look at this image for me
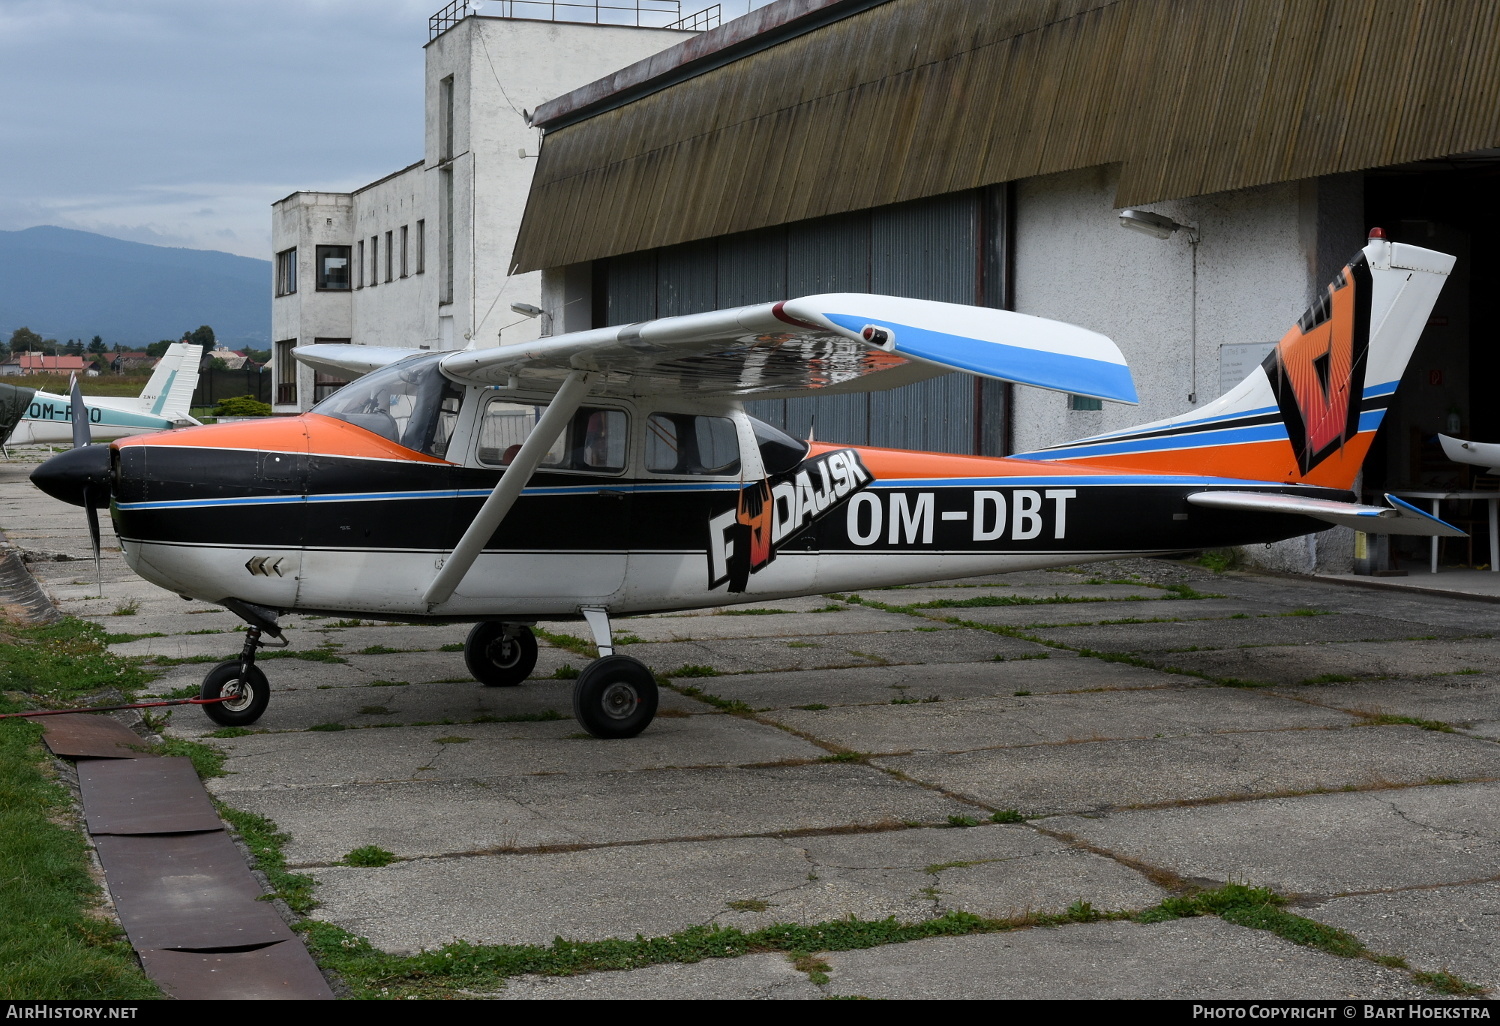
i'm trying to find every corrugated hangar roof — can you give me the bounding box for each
[513,0,1500,273]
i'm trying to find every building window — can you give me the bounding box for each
[1069,394,1103,411]
[415,220,426,274]
[440,171,454,304]
[315,246,351,291]
[369,235,379,287]
[311,338,352,403]
[439,75,455,161]
[400,225,409,277]
[385,230,394,282]
[274,249,296,296]
[275,339,297,405]
[356,241,364,288]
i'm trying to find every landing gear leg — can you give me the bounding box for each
[572,607,657,739]
[200,624,279,727]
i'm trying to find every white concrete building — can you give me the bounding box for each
[270,4,701,411]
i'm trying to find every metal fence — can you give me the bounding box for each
[192,368,272,409]
[430,0,718,39]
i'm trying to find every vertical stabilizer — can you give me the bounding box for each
[1015,235,1455,489]
[135,343,203,418]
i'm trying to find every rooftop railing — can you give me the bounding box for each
[429,0,720,40]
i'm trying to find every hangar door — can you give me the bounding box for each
[593,186,1012,457]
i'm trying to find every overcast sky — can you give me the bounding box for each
[0,0,762,261]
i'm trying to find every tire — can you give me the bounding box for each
[572,655,658,739]
[200,661,270,727]
[464,622,538,687]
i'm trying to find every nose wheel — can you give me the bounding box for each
[199,621,283,726]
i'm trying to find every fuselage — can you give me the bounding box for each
[106,400,1339,622]
[10,390,182,444]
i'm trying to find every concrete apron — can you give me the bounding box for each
[5,453,1497,1000]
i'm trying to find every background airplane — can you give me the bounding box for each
[31,232,1456,739]
[0,342,201,448]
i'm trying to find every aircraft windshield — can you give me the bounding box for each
[311,353,464,459]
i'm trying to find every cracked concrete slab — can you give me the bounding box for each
[765,687,1354,755]
[607,627,1048,674]
[1308,882,1500,992]
[228,765,976,864]
[1046,783,1500,894]
[207,716,824,790]
[308,837,813,951]
[876,725,1500,815]
[489,953,824,999]
[908,597,1285,628]
[1269,677,1500,738]
[701,657,1194,710]
[1162,638,1500,686]
[864,584,1168,604]
[819,917,1428,999]
[1030,613,1472,654]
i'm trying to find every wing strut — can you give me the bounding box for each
[423,369,594,609]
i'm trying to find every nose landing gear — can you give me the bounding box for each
[199,622,286,727]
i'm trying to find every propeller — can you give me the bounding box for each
[66,376,102,593]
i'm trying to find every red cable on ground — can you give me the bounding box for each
[0,696,231,719]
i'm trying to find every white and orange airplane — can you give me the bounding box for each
[33,232,1458,738]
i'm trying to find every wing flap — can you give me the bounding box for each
[1187,490,1465,537]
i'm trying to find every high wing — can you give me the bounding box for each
[429,296,1138,404]
[1187,491,1464,537]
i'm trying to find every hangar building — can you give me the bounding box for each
[514,0,1500,574]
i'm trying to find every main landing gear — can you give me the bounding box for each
[467,609,658,739]
[197,604,658,739]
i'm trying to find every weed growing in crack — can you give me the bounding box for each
[726,899,770,912]
[343,845,398,868]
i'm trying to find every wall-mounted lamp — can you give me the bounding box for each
[509,303,543,318]
[1118,208,1201,403]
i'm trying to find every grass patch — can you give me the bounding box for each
[662,664,720,678]
[716,608,793,616]
[990,810,1026,823]
[1282,608,1331,617]
[793,704,829,711]
[613,633,644,646]
[110,600,139,616]
[817,752,865,763]
[1411,970,1487,996]
[257,649,348,664]
[945,815,982,828]
[357,645,414,655]
[670,684,753,715]
[0,617,155,700]
[472,710,565,723]
[439,643,465,652]
[307,722,348,732]
[1159,584,1222,600]
[534,628,595,657]
[553,664,580,680]
[147,738,227,778]
[206,726,254,738]
[102,631,165,644]
[1302,673,1356,684]
[216,804,318,913]
[342,845,398,868]
[368,680,410,687]
[1194,548,1241,573]
[726,899,770,912]
[0,702,160,998]
[1358,713,1455,733]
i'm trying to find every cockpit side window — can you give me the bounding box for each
[748,415,808,475]
[310,353,464,459]
[476,398,627,474]
[646,413,741,476]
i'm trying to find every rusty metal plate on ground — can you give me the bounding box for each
[139,942,334,1000]
[93,832,294,951]
[78,756,222,834]
[42,713,151,759]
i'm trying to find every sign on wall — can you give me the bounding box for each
[1219,342,1277,397]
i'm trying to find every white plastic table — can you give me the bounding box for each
[1387,490,1500,574]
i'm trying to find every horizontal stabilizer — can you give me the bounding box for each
[294,345,418,380]
[1186,490,1465,537]
[1439,434,1500,475]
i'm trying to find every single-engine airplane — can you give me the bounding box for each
[32,232,1458,738]
[0,342,202,449]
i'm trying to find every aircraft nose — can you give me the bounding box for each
[31,445,112,508]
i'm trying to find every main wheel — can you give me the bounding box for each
[464,623,538,687]
[572,655,658,739]
[200,661,270,727]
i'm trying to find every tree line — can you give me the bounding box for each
[4,326,270,368]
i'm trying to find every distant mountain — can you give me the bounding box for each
[0,226,270,347]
